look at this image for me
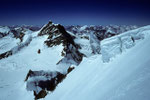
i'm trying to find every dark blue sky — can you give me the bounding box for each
[0,0,150,25]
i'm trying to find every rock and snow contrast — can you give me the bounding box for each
[0,21,150,100]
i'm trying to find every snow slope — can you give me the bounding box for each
[45,27,150,100]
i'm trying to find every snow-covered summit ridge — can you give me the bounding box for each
[37,21,83,66]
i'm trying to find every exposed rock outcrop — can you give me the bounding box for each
[25,21,83,99]
[38,21,83,65]
[25,66,74,99]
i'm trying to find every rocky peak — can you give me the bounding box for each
[38,21,75,46]
[24,22,83,99]
[38,21,83,65]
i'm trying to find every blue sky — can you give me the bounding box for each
[0,0,150,25]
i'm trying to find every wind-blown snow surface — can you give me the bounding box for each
[45,28,150,100]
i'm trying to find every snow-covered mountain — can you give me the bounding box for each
[0,22,149,100]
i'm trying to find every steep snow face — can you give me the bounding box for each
[45,27,150,100]
[101,25,150,62]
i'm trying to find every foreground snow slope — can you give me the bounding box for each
[46,30,150,100]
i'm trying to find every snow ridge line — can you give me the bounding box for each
[0,35,32,60]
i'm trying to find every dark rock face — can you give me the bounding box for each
[12,30,25,42]
[34,90,47,100]
[37,49,41,54]
[93,29,116,41]
[25,67,74,99]
[67,66,75,73]
[0,51,12,60]
[39,22,76,47]
[38,21,83,65]
[26,70,66,91]
[0,32,8,38]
